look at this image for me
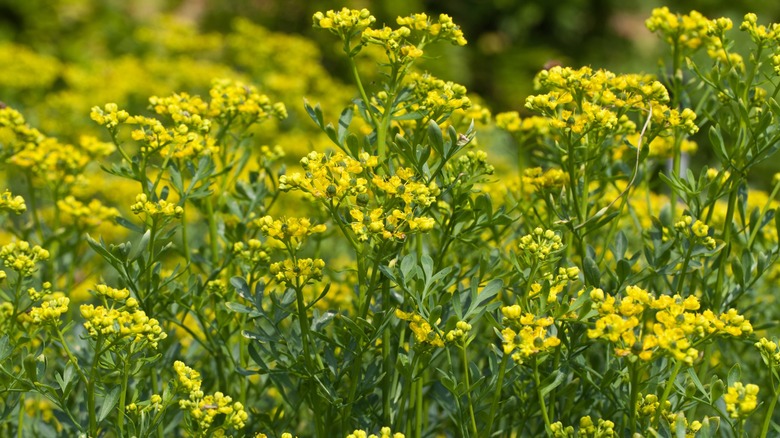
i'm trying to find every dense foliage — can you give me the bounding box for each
[2,4,780,438]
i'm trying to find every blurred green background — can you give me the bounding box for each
[2,0,779,112]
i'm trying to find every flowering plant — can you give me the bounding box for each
[1,5,780,438]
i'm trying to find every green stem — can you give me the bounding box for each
[714,180,739,309]
[676,238,696,295]
[486,353,508,437]
[461,342,478,437]
[116,349,131,438]
[180,206,191,265]
[760,387,778,438]
[655,361,682,429]
[348,55,375,125]
[206,197,219,266]
[382,279,392,426]
[151,367,163,438]
[629,362,640,435]
[87,342,100,436]
[533,357,552,433]
[295,284,313,370]
[415,368,424,438]
[17,393,23,438]
[25,171,44,243]
[669,42,683,221]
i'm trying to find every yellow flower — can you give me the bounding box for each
[130,193,183,219]
[313,8,376,35]
[724,382,759,419]
[395,309,444,348]
[0,241,50,277]
[270,258,326,286]
[29,297,69,326]
[0,190,26,214]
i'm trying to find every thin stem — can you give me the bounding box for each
[151,367,164,438]
[676,238,696,295]
[295,284,313,370]
[415,368,424,438]
[714,181,739,310]
[382,279,392,426]
[117,349,132,438]
[760,386,778,438]
[87,340,101,436]
[533,357,552,433]
[180,206,191,265]
[461,342,478,437]
[655,361,682,429]
[348,54,375,126]
[17,393,23,438]
[206,197,220,266]
[486,353,508,437]
[629,362,640,435]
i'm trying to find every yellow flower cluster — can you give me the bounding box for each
[130,193,184,219]
[444,320,472,342]
[526,65,699,140]
[270,258,326,286]
[94,284,132,301]
[614,133,697,161]
[80,288,166,349]
[0,106,45,155]
[645,8,715,51]
[500,307,561,363]
[313,8,376,36]
[126,393,163,414]
[90,102,130,130]
[281,152,437,243]
[395,309,444,348]
[724,382,759,419]
[444,150,494,184]
[208,78,288,123]
[372,167,437,207]
[93,78,285,160]
[174,360,248,435]
[232,239,270,265]
[253,216,327,247]
[403,73,471,122]
[550,415,616,438]
[523,167,567,192]
[280,151,376,200]
[517,228,564,263]
[346,427,405,438]
[57,196,119,230]
[396,13,467,46]
[588,286,753,364]
[362,26,422,63]
[148,92,212,133]
[0,42,60,90]
[0,190,26,214]
[636,393,669,418]
[29,296,69,326]
[9,137,92,187]
[674,215,717,250]
[646,8,745,70]
[27,281,52,301]
[78,135,116,157]
[740,13,780,44]
[756,337,780,369]
[349,207,435,242]
[528,266,580,304]
[0,241,50,277]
